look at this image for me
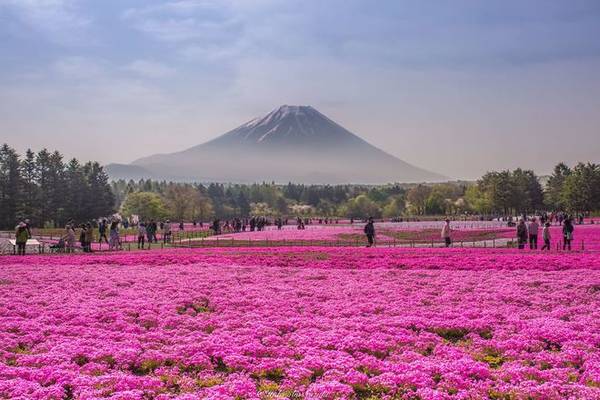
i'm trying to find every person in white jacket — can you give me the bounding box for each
[541,222,551,251]
[441,219,452,247]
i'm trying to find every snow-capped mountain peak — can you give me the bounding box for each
[210,105,362,146]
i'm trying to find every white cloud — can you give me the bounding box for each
[122,1,242,43]
[2,0,91,45]
[125,60,176,78]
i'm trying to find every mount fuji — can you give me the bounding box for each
[106,105,446,183]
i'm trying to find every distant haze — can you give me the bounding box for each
[1,1,600,179]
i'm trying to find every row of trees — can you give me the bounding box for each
[113,181,410,221]
[0,145,114,229]
[1,141,598,228]
[464,163,600,215]
[115,162,600,221]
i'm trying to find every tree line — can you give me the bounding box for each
[113,162,600,222]
[1,141,598,229]
[0,145,114,229]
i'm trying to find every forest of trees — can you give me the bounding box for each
[112,162,600,222]
[1,142,599,229]
[0,145,114,229]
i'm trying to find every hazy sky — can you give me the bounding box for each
[1,0,600,179]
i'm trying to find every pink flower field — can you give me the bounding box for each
[1,248,600,399]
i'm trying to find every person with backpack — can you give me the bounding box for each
[364,217,375,248]
[15,222,30,255]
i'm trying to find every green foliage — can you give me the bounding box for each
[406,185,431,215]
[382,196,405,218]
[477,169,543,215]
[561,163,600,212]
[121,192,167,220]
[343,194,382,218]
[0,144,114,229]
[545,162,571,209]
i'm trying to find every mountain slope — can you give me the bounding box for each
[107,105,447,183]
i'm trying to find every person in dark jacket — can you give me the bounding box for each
[79,224,88,252]
[563,218,574,251]
[98,219,109,244]
[364,217,375,247]
[516,219,528,249]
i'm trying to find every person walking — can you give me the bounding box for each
[109,220,120,251]
[137,222,147,249]
[563,218,574,251]
[84,223,94,252]
[98,219,109,244]
[516,219,528,250]
[163,220,172,244]
[79,224,88,253]
[65,224,76,253]
[441,219,452,247]
[541,222,551,250]
[146,219,156,243]
[364,217,375,248]
[528,217,539,249]
[15,222,30,256]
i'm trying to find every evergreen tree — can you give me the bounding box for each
[0,144,22,228]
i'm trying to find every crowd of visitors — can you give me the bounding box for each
[9,211,593,254]
[516,215,575,251]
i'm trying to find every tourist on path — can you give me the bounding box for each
[541,222,551,251]
[441,219,452,247]
[79,224,89,253]
[163,220,172,244]
[84,223,93,252]
[15,222,30,256]
[65,224,76,253]
[109,220,120,251]
[563,218,574,251]
[147,219,157,243]
[528,217,539,249]
[137,222,147,249]
[364,217,375,248]
[98,219,109,244]
[516,219,528,250]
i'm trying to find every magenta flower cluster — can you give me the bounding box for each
[1,247,600,399]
